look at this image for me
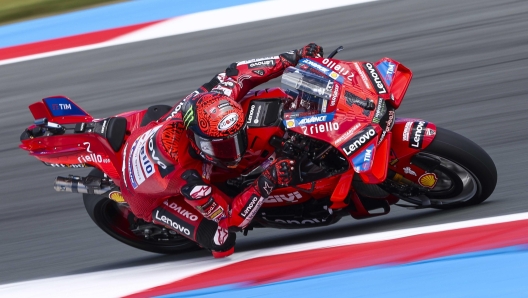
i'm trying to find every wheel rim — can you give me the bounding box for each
[97,198,193,249]
[422,153,480,205]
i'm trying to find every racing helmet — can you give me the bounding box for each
[181,92,247,168]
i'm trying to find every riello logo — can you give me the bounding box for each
[78,153,110,164]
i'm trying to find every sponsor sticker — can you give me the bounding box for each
[237,56,279,66]
[44,162,86,168]
[378,109,395,145]
[375,61,396,86]
[218,113,239,131]
[353,62,373,91]
[109,191,126,203]
[341,126,377,156]
[301,121,339,135]
[403,166,417,176]
[147,132,174,178]
[425,128,436,136]
[164,200,199,221]
[409,121,428,149]
[262,216,325,225]
[153,209,194,236]
[247,104,256,124]
[363,62,388,94]
[128,126,163,188]
[263,191,303,204]
[321,99,328,113]
[321,58,355,81]
[298,59,344,84]
[419,173,438,188]
[334,123,362,146]
[286,119,296,128]
[283,113,335,128]
[77,142,110,164]
[196,197,224,222]
[352,144,375,172]
[402,121,413,141]
[372,98,387,123]
[329,83,340,107]
[248,60,275,69]
[240,195,263,220]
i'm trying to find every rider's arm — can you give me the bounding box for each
[197,43,324,102]
[180,158,294,229]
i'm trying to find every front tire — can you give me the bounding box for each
[418,127,497,209]
[83,169,198,254]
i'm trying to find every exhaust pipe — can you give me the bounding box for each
[54,176,112,195]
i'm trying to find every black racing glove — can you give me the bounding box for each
[258,158,295,193]
[298,43,324,59]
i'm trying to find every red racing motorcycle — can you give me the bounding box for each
[19,47,497,254]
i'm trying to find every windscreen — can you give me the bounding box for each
[281,67,334,100]
[280,66,340,126]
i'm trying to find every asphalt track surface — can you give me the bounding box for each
[0,0,527,286]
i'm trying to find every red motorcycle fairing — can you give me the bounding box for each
[20,96,151,184]
[313,56,412,109]
[283,56,412,186]
[389,118,438,188]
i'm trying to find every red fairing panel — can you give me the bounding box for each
[374,58,413,109]
[389,118,438,187]
[29,95,93,124]
[20,131,123,182]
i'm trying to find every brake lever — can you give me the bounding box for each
[327,46,344,59]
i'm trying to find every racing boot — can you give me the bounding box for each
[211,224,236,258]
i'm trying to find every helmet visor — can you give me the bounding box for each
[193,127,248,162]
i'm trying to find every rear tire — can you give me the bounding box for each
[419,127,497,209]
[83,169,199,254]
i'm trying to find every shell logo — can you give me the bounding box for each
[419,173,438,188]
[109,191,126,203]
[286,120,296,128]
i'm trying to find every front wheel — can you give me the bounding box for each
[403,127,497,209]
[83,169,198,254]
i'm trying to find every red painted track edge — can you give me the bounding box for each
[126,219,528,298]
[0,20,164,61]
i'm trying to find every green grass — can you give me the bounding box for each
[0,0,126,25]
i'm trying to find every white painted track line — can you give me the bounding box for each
[1,212,527,298]
[0,0,377,66]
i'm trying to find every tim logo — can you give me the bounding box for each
[51,103,72,110]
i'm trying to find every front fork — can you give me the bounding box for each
[382,117,440,207]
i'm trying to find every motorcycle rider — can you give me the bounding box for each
[120,43,324,257]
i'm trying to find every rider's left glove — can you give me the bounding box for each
[298,43,324,59]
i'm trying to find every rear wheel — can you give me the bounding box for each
[400,127,497,209]
[83,169,198,254]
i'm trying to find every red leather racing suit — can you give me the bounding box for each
[120,49,302,251]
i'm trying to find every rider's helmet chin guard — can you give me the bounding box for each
[183,92,248,168]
